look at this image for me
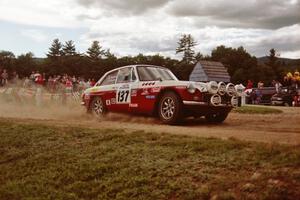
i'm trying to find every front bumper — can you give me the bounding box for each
[271,100,283,105]
[183,100,233,107]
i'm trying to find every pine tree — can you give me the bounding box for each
[176,34,197,64]
[266,48,283,80]
[47,39,63,58]
[195,52,203,62]
[62,40,77,56]
[87,41,105,60]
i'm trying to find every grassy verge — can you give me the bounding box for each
[0,121,299,200]
[233,105,283,114]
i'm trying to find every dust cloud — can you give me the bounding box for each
[0,87,155,124]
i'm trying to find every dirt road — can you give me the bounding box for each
[0,101,299,145]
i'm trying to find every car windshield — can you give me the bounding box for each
[137,66,175,81]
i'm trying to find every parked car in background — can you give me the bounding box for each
[271,87,300,107]
[82,65,243,124]
[246,87,276,105]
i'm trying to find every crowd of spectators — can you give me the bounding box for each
[245,71,300,104]
[0,68,96,93]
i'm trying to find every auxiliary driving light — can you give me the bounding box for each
[207,81,218,94]
[226,83,236,96]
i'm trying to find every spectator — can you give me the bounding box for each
[1,69,8,86]
[30,71,35,82]
[272,80,282,93]
[257,81,264,89]
[90,78,96,87]
[246,80,253,89]
[65,78,73,93]
[0,68,2,86]
[23,77,31,88]
[11,71,19,85]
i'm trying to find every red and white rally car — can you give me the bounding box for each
[82,65,243,124]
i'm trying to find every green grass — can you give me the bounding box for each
[233,105,283,114]
[0,120,299,200]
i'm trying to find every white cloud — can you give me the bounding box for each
[167,0,300,29]
[20,29,48,42]
[0,0,83,28]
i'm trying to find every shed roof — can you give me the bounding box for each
[189,60,231,82]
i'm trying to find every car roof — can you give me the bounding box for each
[106,64,170,73]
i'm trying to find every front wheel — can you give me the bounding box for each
[158,91,182,125]
[90,97,107,117]
[205,112,228,124]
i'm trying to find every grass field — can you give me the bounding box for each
[233,105,283,114]
[0,120,299,200]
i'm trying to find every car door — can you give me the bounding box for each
[114,67,138,112]
[97,70,118,111]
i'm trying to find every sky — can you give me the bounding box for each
[0,0,299,59]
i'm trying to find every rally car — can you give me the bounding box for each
[81,65,243,124]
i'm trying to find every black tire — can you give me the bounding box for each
[158,91,182,125]
[205,112,228,124]
[90,96,107,117]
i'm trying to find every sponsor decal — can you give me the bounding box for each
[119,84,130,89]
[175,86,186,89]
[151,87,161,93]
[111,98,116,104]
[145,95,156,100]
[131,89,137,97]
[193,96,201,101]
[106,100,111,105]
[129,103,138,108]
[142,82,155,86]
[141,88,149,95]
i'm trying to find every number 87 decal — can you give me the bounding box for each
[117,87,131,104]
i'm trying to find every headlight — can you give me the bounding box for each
[207,81,218,94]
[187,83,196,94]
[218,82,226,95]
[210,94,222,106]
[235,85,244,97]
[226,83,236,96]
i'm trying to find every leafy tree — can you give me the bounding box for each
[15,52,37,77]
[176,34,197,64]
[47,39,63,58]
[0,51,15,71]
[211,45,258,84]
[87,41,105,60]
[62,40,77,56]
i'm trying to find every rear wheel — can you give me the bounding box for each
[205,112,228,123]
[158,91,182,125]
[90,97,106,117]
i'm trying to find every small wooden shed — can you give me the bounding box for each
[189,60,231,83]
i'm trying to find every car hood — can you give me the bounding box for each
[151,80,209,93]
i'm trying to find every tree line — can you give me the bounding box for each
[0,34,299,86]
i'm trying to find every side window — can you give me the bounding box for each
[131,68,137,81]
[116,67,136,83]
[100,70,118,86]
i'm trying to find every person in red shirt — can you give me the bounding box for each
[90,78,96,87]
[246,80,253,89]
[35,73,44,85]
[65,78,73,93]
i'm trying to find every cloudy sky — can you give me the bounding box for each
[0,0,299,58]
